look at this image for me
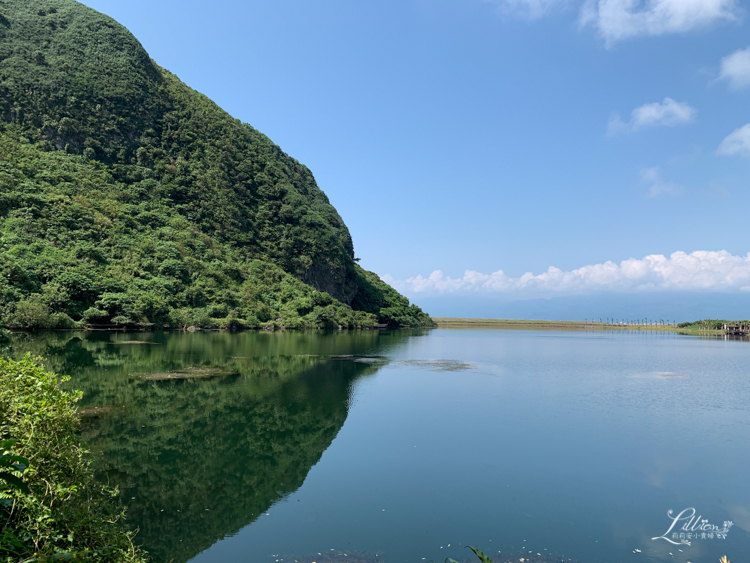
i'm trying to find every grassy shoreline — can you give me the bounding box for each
[433,317,724,335]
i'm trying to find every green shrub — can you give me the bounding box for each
[8,295,54,329]
[168,307,192,330]
[50,312,76,329]
[82,307,108,324]
[0,355,148,562]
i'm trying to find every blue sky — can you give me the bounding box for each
[81,0,750,317]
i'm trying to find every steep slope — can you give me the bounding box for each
[0,0,434,329]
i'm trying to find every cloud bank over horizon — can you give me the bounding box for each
[382,250,750,297]
[580,0,740,44]
[489,0,741,44]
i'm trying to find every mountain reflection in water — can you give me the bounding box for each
[10,328,750,563]
[13,330,417,563]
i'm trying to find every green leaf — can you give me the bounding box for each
[467,546,494,563]
[0,471,30,494]
[0,455,30,472]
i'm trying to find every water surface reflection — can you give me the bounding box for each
[12,330,421,563]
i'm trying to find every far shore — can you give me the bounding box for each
[433,317,724,334]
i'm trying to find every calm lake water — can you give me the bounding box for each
[9,328,750,563]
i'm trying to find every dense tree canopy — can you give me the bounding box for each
[0,0,434,330]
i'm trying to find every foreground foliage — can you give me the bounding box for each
[0,0,434,330]
[0,439,30,499]
[0,355,148,562]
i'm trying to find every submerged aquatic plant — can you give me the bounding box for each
[447,545,495,563]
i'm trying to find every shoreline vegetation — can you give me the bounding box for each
[0,355,148,563]
[2,317,742,337]
[433,317,746,335]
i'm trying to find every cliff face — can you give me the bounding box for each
[0,0,434,328]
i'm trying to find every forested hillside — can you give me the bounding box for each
[0,0,433,329]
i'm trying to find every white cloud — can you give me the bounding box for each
[608,98,697,135]
[382,250,750,296]
[717,123,750,156]
[485,0,568,19]
[580,0,740,45]
[719,46,750,89]
[640,167,683,198]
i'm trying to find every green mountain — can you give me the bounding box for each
[0,0,433,330]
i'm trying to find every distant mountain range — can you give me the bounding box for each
[415,292,750,323]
